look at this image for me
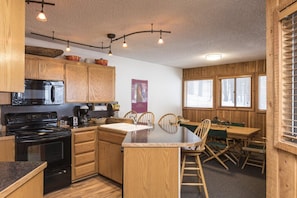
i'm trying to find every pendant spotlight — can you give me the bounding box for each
[122,35,128,48]
[26,0,55,22]
[30,23,171,55]
[158,30,164,44]
[66,40,71,52]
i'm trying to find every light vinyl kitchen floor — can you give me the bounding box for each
[44,176,122,198]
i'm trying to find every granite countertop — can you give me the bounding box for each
[0,161,47,197]
[121,124,201,148]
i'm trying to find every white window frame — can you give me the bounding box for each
[184,79,213,108]
[258,75,267,111]
[219,76,252,109]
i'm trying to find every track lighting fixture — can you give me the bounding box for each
[36,9,47,22]
[158,30,164,44]
[30,23,171,56]
[26,0,55,22]
[108,49,113,56]
[122,35,128,48]
[66,40,71,52]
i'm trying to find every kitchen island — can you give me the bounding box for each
[0,161,47,198]
[120,124,201,198]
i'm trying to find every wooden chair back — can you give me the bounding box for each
[123,110,137,119]
[194,119,211,151]
[137,112,155,124]
[158,113,178,126]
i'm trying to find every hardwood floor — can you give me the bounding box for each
[44,176,122,198]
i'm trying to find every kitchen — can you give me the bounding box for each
[0,0,296,198]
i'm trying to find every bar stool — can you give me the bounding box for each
[180,119,211,198]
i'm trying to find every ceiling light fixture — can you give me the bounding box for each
[30,23,171,56]
[122,35,128,48]
[158,30,164,44]
[66,40,71,52]
[26,0,55,22]
[205,53,222,61]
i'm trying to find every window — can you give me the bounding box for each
[258,75,267,110]
[220,77,251,107]
[184,79,213,108]
[280,11,297,144]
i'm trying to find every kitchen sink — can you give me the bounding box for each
[100,123,153,132]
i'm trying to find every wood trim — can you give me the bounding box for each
[278,0,297,19]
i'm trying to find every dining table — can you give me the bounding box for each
[180,121,261,144]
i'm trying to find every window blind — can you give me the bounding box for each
[281,12,297,144]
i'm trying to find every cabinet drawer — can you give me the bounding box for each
[74,131,95,143]
[75,151,95,166]
[75,141,95,154]
[98,131,125,144]
[73,162,96,179]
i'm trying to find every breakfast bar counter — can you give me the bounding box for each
[120,124,201,198]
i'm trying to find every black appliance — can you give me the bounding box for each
[11,79,64,105]
[5,112,71,194]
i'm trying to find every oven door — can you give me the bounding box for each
[16,135,71,194]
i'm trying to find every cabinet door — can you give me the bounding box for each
[88,66,115,102]
[98,140,123,184]
[25,56,64,80]
[38,60,64,80]
[65,64,88,102]
[0,93,11,105]
[25,57,39,79]
[0,0,25,92]
[0,136,15,161]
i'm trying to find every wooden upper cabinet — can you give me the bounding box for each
[38,60,64,80]
[0,0,25,92]
[88,66,115,102]
[25,56,39,79]
[25,55,64,80]
[65,63,88,102]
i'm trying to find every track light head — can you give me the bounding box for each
[36,10,47,22]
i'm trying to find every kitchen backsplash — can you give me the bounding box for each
[0,103,113,125]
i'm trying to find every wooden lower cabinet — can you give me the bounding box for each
[6,171,44,198]
[98,130,126,184]
[71,127,97,182]
[0,136,15,161]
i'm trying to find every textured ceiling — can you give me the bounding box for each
[25,0,266,68]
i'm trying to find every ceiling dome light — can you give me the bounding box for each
[205,54,222,61]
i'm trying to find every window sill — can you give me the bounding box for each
[275,141,297,156]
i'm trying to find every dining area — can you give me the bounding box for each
[180,119,265,171]
[180,118,266,198]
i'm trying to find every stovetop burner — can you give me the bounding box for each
[5,112,71,142]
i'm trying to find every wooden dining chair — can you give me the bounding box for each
[158,113,178,126]
[203,129,237,170]
[227,122,246,165]
[123,110,137,118]
[241,137,266,174]
[137,111,155,124]
[180,119,211,198]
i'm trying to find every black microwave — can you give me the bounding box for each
[11,79,64,105]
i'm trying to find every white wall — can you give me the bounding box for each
[26,38,183,121]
